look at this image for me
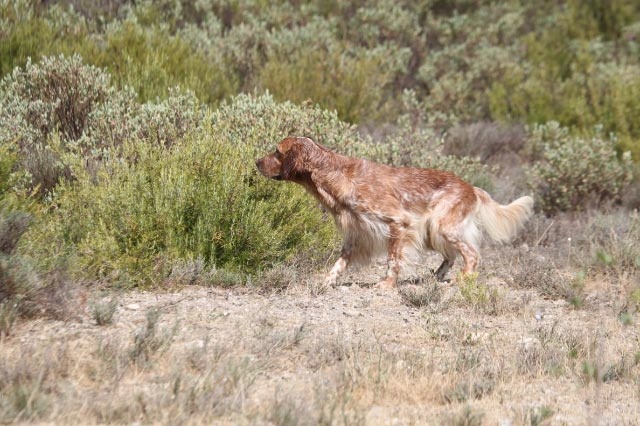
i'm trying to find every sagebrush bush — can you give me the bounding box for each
[444,122,526,163]
[0,54,111,145]
[0,54,206,196]
[527,122,633,214]
[209,92,371,157]
[0,54,116,195]
[135,88,203,148]
[90,297,118,326]
[0,212,36,331]
[3,0,640,162]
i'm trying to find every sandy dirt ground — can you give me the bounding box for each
[3,249,639,425]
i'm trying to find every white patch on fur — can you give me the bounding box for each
[338,211,390,265]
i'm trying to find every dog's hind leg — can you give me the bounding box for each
[435,254,456,281]
[441,235,479,276]
[438,203,481,277]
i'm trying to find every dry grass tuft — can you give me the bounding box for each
[512,260,585,308]
[399,276,443,309]
[90,296,118,326]
[129,308,177,365]
[257,264,303,293]
[447,404,484,426]
[2,210,640,424]
[514,405,555,426]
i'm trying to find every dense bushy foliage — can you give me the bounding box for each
[0,54,202,195]
[527,122,633,214]
[0,54,112,194]
[23,94,358,285]
[2,0,637,154]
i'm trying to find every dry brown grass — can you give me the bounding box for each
[1,211,640,424]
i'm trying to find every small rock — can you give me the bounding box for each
[126,303,141,310]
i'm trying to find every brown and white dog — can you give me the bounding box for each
[256,136,533,289]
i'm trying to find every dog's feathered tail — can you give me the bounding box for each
[473,188,533,244]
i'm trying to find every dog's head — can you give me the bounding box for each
[255,136,325,181]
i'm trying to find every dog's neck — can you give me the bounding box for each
[300,154,358,213]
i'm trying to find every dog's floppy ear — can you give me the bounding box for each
[280,137,318,180]
[281,143,303,180]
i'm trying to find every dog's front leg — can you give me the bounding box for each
[324,247,351,286]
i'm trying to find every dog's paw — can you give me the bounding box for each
[375,277,397,290]
[323,274,338,287]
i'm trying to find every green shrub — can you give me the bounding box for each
[259,20,406,124]
[0,146,17,197]
[458,272,503,315]
[488,1,640,158]
[91,19,237,105]
[25,94,350,286]
[41,134,333,285]
[527,122,634,214]
[0,9,55,77]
